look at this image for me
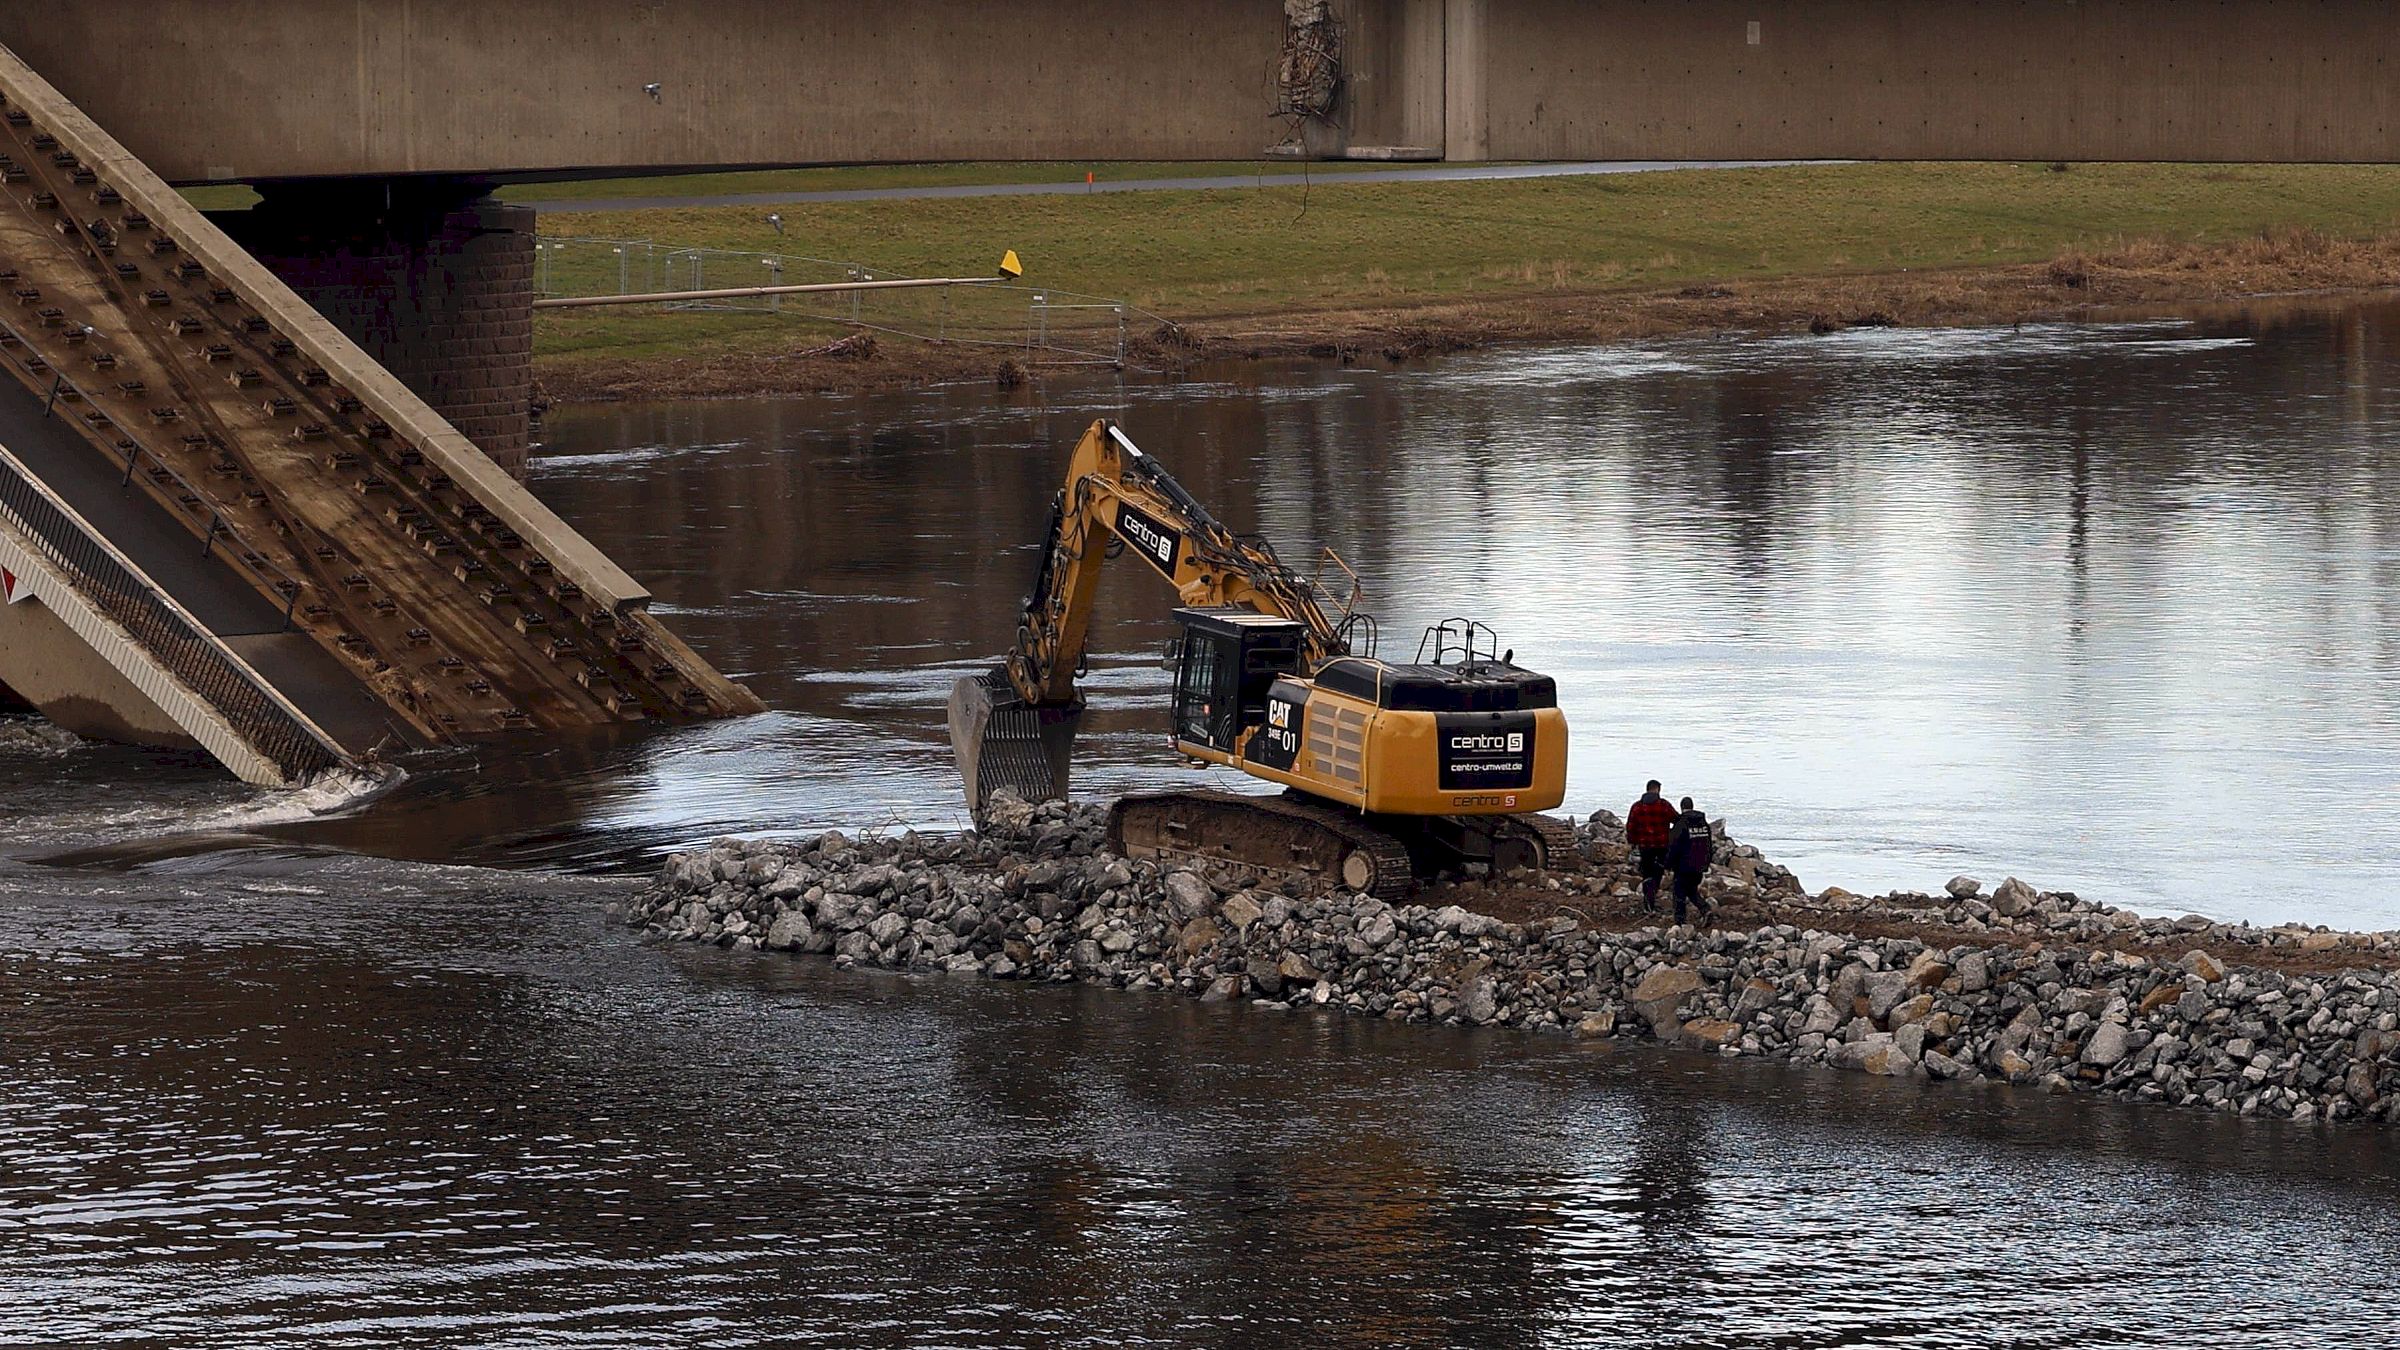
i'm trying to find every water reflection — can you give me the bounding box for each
[11,308,2400,924]
[518,314,2400,924]
[11,304,2400,1346]
[4,858,2395,1347]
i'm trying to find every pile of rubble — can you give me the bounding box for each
[623,797,2400,1125]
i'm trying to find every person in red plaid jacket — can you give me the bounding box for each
[1625,780,1676,914]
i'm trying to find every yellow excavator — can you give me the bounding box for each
[948,418,1572,898]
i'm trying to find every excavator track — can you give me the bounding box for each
[1108,790,1583,901]
[1108,789,1418,901]
[1495,811,1583,876]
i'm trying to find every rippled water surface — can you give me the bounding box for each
[5,864,2399,1347]
[316,302,2400,927]
[5,302,2400,1345]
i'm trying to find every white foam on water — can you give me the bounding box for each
[233,881,329,897]
[188,765,407,831]
[528,438,751,474]
[2108,336,2257,354]
[0,720,81,758]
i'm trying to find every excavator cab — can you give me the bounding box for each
[1169,608,1307,753]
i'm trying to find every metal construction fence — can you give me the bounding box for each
[0,445,343,781]
[536,237,1171,367]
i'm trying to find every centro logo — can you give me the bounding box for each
[1449,732,1526,754]
[1119,514,1173,564]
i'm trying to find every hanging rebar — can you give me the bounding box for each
[1274,0,1344,122]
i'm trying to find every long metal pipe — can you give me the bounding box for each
[533,276,1003,309]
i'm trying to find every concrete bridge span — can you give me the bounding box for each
[4,1,2399,181]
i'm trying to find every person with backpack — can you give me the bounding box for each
[1667,796,1716,928]
[1625,779,1676,914]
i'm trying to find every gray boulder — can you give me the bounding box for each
[1164,872,1216,923]
[2083,1022,2132,1068]
[764,911,812,951]
[1923,1050,1975,1080]
[1629,965,1703,1030]
[1864,970,1913,1021]
[1359,911,1400,949]
[1893,1022,1928,1060]
[1990,877,2038,917]
[1431,904,1483,936]
[1955,950,1992,993]
[1459,976,1500,1025]
[1575,1008,1618,1038]
[1220,892,1266,932]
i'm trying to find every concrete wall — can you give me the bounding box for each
[1331,0,1446,154]
[8,0,2400,179]
[1471,0,2400,163]
[0,0,1283,182]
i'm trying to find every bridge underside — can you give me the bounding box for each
[3,1,2398,180]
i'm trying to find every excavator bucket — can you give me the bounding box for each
[948,670,1083,824]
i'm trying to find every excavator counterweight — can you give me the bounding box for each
[949,419,1571,895]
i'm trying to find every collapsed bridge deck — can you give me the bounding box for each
[0,44,758,782]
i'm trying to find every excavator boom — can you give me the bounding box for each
[1004,419,1343,705]
[953,419,1346,818]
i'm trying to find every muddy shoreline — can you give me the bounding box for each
[536,230,2400,404]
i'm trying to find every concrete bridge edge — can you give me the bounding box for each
[0,520,296,785]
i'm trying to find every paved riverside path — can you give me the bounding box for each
[522,160,1813,214]
[0,378,406,754]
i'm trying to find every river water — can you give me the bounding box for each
[5,302,2400,1344]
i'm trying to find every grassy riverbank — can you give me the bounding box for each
[527,161,2400,401]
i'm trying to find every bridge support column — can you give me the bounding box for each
[1442,0,1489,162]
[216,180,536,477]
[1309,0,1447,159]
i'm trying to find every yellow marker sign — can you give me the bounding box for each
[998,249,1024,279]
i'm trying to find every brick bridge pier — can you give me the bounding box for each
[215,181,536,477]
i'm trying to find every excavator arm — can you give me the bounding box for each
[1003,419,1343,707]
[951,419,1346,821]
